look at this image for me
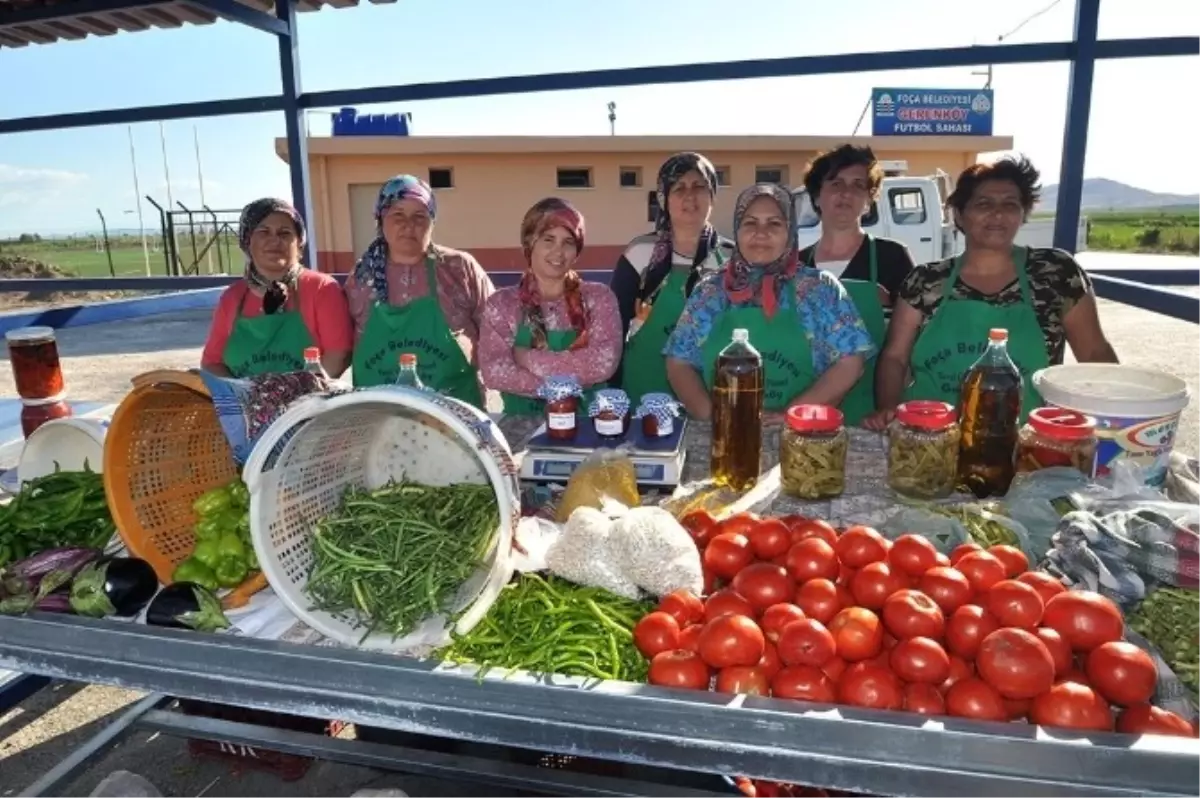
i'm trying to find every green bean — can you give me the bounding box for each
[1128,588,1199,700]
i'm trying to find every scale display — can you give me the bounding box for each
[520,416,688,487]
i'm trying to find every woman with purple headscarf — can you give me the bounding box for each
[201,198,352,377]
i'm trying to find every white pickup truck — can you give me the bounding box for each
[787,172,1088,266]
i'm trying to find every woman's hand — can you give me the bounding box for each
[862,407,896,431]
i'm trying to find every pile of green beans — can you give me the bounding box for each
[0,468,115,567]
[439,573,653,682]
[305,480,499,642]
[1128,588,1199,699]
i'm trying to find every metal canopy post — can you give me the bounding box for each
[1053,0,1101,252]
[275,0,317,269]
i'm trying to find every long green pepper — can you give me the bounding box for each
[0,468,115,568]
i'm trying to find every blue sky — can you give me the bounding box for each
[0,0,1196,235]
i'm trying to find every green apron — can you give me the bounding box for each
[500,326,603,416]
[905,246,1048,418]
[700,279,815,413]
[808,236,886,426]
[351,255,483,407]
[222,282,314,377]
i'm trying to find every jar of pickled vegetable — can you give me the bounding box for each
[1017,407,1098,476]
[536,376,583,442]
[588,388,631,439]
[887,401,961,499]
[780,404,847,500]
[6,326,65,402]
[634,392,682,439]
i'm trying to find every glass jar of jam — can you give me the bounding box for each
[21,397,73,439]
[1017,407,1098,476]
[589,388,631,439]
[6,326,65,401]
[634,392,681,438]
[536,376,583,441]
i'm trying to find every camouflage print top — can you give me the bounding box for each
[898,247,1092,365]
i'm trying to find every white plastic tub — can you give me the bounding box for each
[18,418,109,484]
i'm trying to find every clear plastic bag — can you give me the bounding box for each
[611,506,704,598]
[555,447,640,523]
[878,507,970,554]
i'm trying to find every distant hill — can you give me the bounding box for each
[1039,178,1198,211]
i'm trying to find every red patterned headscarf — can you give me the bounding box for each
[518,198,589,351]
[724,183,800,318]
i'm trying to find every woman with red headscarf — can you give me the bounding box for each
[479,198,623,415]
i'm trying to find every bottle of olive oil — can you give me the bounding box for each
[958,328,1022,497]
[711,328,764,490]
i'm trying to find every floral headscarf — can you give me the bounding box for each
[238,198,306,314]
[724,184,800,318]
[647,152,720,296]
[351,174,438,305]
[518,198,589,351]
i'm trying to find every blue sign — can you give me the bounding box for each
[871,88,994,136]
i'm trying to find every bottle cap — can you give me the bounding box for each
[1028,407,1096,440]
[399,353,417,367]
[785,404,844,433]
[989,328,1009,341]
[895,400,957,430]
[732,328,749,343]
[303,346,320,359]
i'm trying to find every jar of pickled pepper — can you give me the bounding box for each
[634,392,682,439]
[589,388,631,439]
[536,376,584,442]
[1016,407,1098,476]
[780,404,848,500]
[887,400,961,499]
[6,326,65,401]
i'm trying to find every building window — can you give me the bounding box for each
[619,167,642,188]
[556,168,593,189]
[889,188,927,225]
[428,168,453,189]
[755,165,788,185]
[714,166,732,187]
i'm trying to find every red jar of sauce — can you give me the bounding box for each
[536,376,583,442]
[589,389,631,439]
[21,398,73,439]
[634,392,681,439]
[7,326,65,401]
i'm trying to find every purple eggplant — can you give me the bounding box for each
[0,547,102,604]
[69,557,158,618]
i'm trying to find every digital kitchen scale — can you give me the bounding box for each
[519,417,688,488]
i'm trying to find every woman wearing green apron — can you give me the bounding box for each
[201,198,353,378]
[343,175,495,406]
[610,153,734,406]
[478,198,623,415]
[865,156,1118,430]
[664,184,876,420]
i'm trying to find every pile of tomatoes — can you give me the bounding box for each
[631,511,1197,739]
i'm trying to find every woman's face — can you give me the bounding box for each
[528,225,579,284]
[381,197,433,261]
[959,178,1025,249]
[818,163,872,228]
[666,169,713,232]
[248,211,301,277]
[736,196,790,265]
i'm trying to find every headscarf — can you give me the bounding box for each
[646,153,721,297]
[517,198,589,351]
[351,174,438,305]
[724,184,800,318]
[238,198,306,315]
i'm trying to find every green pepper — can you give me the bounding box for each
[216,532,246,563]
[194,516,224,542]
[228,481,250,509]
[172,558,219,592]
[215,556,248,589]
[235,514,251,540]
[192,487,233,519]
[191,539,222,570]
[245,545,260,572]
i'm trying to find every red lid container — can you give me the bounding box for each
[785,404,844,433]
[895,400,957,430]
[1027,407,1096,440]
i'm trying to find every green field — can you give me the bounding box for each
[0,233,241,278]
[1083,208,1198,255]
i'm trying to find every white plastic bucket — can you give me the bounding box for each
[18,417,110,484]
[1033,364,1190,487]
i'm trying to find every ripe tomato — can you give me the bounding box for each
[1003,697,1032,720]
[704,532,754,579]
[678,624,704,653]
[757,640,782,680]
[836,526,888,568]
[945,677,1008,722]
[787,517,839,547]
[794,578,841,625]
[772,665,837,703]
[828,607,885,662]
[918,566,974,614]
[1116,704,1197,737]
[903,683,946,716]
[933,552,952,568]
[715,665,771,695]
[949,542,983,565]
[890,637,951,685]
[851,561,907,610]
[1035,627,1072,676]
[785,538,840,584]
[882,589,946,640]
[747,518,794,560]
[698,614,766,669]
[704,589,756,622]
[975,628,1056,700]
[633,612,683,659]
[702,566,721,596]
[733,563,796,612]
[1029,682,1114,732]
[680,509,720,550]
[720,512,759,537]
[648,650,710,690]
[657,589,706,627]
[1041,591,1124,651]
[777,618,836,667]
[939,655,974,694]
[954,551,1007,593]
[888,534,939,576]
[987,544,1029,578]
[1016,571,1067,606]
[986,579,1045,629]
[1085,641,1157,706]
[760,603,808,643]
[820,655,847,683]
[838,663,903,710]
[945,605,1001,660]
[1055,668,1091,687]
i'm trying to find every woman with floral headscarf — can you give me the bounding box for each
[665,184,875,419]
[343,174,495,402]
[201,198,352,378]
[609,153,735,405]
[479,198,622,415]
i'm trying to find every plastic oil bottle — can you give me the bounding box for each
[711,328,764,490]
[957,328,1023,497]
[394,353,425,389]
